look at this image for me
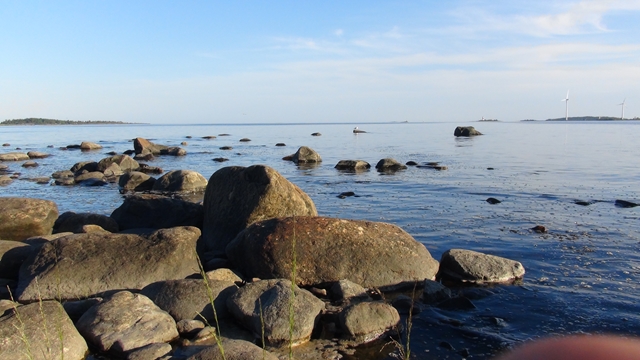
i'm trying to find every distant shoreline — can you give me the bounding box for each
[0,118,144,126]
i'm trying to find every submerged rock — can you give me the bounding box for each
[437,249,525,284]
[615,199,638,208]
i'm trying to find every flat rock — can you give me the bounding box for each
[0,301,88,360]
[185,339,279,360]
[227,279,325,347]
[335,160,371,171]
[0,152,30,161]
[202,165,317,257]
[437,249,525,284]
[227,217,439,290]
[76,291,178,355]
[126,343,173,360]
[16,227,201,301]
[0,197,58,241]
[27,151,50,159]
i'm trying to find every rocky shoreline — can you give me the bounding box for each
[0,131,529,359]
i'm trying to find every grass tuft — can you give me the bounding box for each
[195,252,226,360]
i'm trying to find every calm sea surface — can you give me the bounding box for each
[1,121,639,358]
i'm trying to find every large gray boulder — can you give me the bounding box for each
[16,227,201,301]
[0,301,88,360]
[53,211,119,234]
[133,137,168,155]
[80,141,103,150]
[152,170,207,192]
[0,152,30,161]
[0,240,32,279]
[375,158,407,172]
[227,217,439,290]
[110,194,204,230]
[291,146,322,163]
[202,165,317,257]
[186,339,279,360]
[335,160,371,171]
[118,171,156,192]
[227,279,325,347]
[141,279,238,322]
[339,301,400,344]
[437,249,525,284]
[0,197,58,241]
[76,291,178,355]
[97,154,139,172]
[70,161,99,174]
[454,126,482,137]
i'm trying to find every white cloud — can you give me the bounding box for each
[334,29,343,37]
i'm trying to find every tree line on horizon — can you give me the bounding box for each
[0,118,133,125]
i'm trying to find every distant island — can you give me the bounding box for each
[544,116,640,122]
[0,118,140,126]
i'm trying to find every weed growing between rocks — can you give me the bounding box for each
[288,215,298,359]
[196,253,226,360]
[8,287,34,360]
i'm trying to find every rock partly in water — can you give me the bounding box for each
[97,154,139,173]
[339,301,400,344]
[202,165,317,257]
[375,158,407,172]
[615,199,638,208]
[437,249,525,284]
[0,197,58,241]
[227,279,325,347]
[152,170,208,192]
[80,141,103,150]
[422,279,452,303]
[290,146,322,164]
[335,160,371,171]
[76,291,178,355]
[454,126,483,137]
[16,227,201,301]
[27,151,50,159]
[118,171,156,192]
[486,197,501,204]
[227,216,439,290]
[0,152,30,161]
[133,137,169,155]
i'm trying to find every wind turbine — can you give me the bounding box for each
[561,90,569,121]
[618,98,626,120]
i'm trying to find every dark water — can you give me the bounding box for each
[1,121,639,358]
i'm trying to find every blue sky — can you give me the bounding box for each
[1,1,639,123]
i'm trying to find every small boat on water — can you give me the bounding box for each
[353,126,366,134]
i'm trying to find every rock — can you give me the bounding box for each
[437,249,525,284]
[177,319,206,337]
[311,132,321,136]
[21,160,38,168]
[119,171,156,192]
[531,225,547,233]
[0,301,88,360]
[227,217,439,290]
[126,343,173,360]
[1,143,8,147]
[71,161,99,174]
[202,165,317,257]
[392,294,421,315]
[227,279,325,347]
[486,197,501,204]
[152,170,208,192]
[375,158,407,172]
[110,194,203,231]
[0,197,58,241]
[615,199,638,208]
[335,160,371,171]
[75,171,106,183]
[137,163,163,174]
[213,157,229,162]
[0,175,13,185]
[0,164,9,172]
[141,279,238,322]
[185,339,279,360]
[422,279,452,303]
[16,227,201,301]
[160,146,187,156]
[574,200,594,206]
[436,296,477,310]
[206,268,243,283]
[80,141,103,150]
[291,146,322,163]
[353,127,366,133]
[339,301,399,344]
[406,161,418,166]
[0,299,17,315]
[454,126,482,137]
[76,291,178,355]
[337,191,356,199]
[218,134,231,136]
[133,137,169,155]
[219,146,233,150]
[239,138,251,142]
[0,152,29,161]
[63,297,103,322]
[27,151,50,159]
[98,154,139,172]
[275,143,286,146]
[54,177,76,186]
[53,211,119,234]
[134,151,154,161]
[0,240,32,279]
[202,135,216,140]
[331,279,370,302]
[182,141,188,145]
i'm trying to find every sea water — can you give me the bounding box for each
[1,121,639,358]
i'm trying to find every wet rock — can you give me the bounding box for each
[0,152,29,161]
[423,279,452,303]
[227,279,324,347]
[203,135,216,139]
[54,177,76,186]
[21,160,38,168]
[118,171,156,192]
[137,163,163,174]
[0,301,88,360]
[291,146,322,163]
[218,134,231,136]
[220,146,233,150]
[76,291,178,355]
[152,170,207,192]
[27,151,50,159]
[615,199,638,208]
[417,163,448,170]
[110,194,203,231]
[311,132,322,136]
[275,143,286,146]
[337,191,356,199]
[353,128,366,133]
[454,126,482,137]
[0,197,58,241]
[133,151,154,161]
[486,197,501,204]
[335,160,371,171]
[133,137,169,155]
[227,217,440,290]
[53,211,119,234]
[80,141,103,150]
[239,138,251,142]
[375,158,407,172]
[71,161,99,174]
[52,170,74,179]
[141,279,238,322]
[574,200,594,206]
[212,157,229,162]
[339,301,399,344]
[98,154,139,172]
[437,249,525,284]
[185,339,279,360]
[202,165,317,257]
[532,225,547,233]
[16,227,201,301]
[406,161,418,166]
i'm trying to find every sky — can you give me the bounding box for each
[1,0,639,124]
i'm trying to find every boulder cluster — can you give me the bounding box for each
[0,161,525,359]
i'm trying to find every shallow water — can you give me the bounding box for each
[1,121,639,358]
